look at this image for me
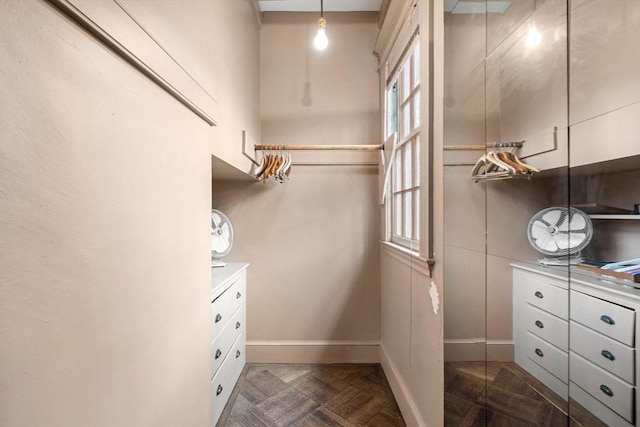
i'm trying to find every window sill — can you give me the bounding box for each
[379,241,432,277]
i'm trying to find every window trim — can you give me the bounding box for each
[385,37,421,251]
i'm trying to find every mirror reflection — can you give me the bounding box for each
[443,0,640,425]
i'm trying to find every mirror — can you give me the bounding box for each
[444,0,639,425]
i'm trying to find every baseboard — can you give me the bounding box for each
[444,339,514,362]
[379,346,427,427]
[246,340,380,363]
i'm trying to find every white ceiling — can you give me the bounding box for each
[258,0,383,13]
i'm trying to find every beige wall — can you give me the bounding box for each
[0,1,226,426]
[377,1,445,426]
[213,12,381,362]
[209,0,261,175]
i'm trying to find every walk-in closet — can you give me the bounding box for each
[1,0,639,426]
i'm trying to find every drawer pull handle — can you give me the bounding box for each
[600,384,614,397]
[600,315,615,325]
[535,320,544,329]
[215,313,222,323]
[534,291,544,299]
[215,349,222,360]
[601,350,616,361]
[236,292,242,299]
[236,349,241,358]
[216,384,223,396]
[236,321,241,329]
[534,348,544,357]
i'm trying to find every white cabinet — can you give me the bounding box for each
[211,263,248,426]
[513,263,640,426]
[569,0,640,167]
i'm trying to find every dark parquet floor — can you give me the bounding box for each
[445,361,607,427]
[217,364,406,427]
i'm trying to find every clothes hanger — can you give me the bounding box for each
[509,151,540,173]
[487,150,516,174]
[255,153,268,180]
[497,151,526,174]
[277,150,292,182]
[471,154,489,177]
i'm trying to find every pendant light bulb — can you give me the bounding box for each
[314,17,328,51]
[525,24,542,48]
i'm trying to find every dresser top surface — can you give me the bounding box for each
[512,262,640,301]
[212,263,249,299]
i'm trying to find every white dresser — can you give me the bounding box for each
[513,263,640,426]
[211,263,248,426]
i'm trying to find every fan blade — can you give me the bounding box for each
[212,235,228,253]
[221,223,230,241]
[569,214,586,231]
[555,233,570,250]
[537,234,559,252]
[212,212,222,227]
[531,221,549,239]
[568,233,586,248]
[542,209,562,226]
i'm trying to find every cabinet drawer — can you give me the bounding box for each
[211,307,245,377]
[211,347,235,426]
[211,276,246,341]
[570,291,635,346]
[570,351,635,423]
[525,304,568,351]
[525,276,568,318]
[526,332,568,383]
[231,332,246,380]
[570,321,635,385]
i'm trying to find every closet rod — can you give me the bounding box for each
[444,141,524,151]
[255,144,383,151]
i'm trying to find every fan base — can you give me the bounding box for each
[212,260,228,268]
[538,255,583,266]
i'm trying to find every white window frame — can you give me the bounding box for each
[385,38,421,251]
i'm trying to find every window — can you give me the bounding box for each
[386,39,420,250]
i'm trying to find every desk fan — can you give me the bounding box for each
[527,207,593,265]
[211,209,233,268]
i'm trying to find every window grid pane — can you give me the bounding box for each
[404,192,412,239]
[412,137,419,187]
[413,48,420,87]
[404,142,412,189]
[413,91,420,129]
[395,194,399,237]
[393,146,402,192]
[414,189,420,241]
[402,103,410,138]
[402,66,411,101]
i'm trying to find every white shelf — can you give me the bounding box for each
[588,214,640,220]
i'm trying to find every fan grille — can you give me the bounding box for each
[211,209,234,258]
[527,207,593,256]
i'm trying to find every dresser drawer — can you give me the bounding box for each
[212,333,245,426]
[211,307,245,377]
[525,276,568,318]
[570,351,635,423]
[570,321,635,385]
[570,290,635,347]
[231,332,246,380]
[211,275,245,341]
[526,332,568,383]
[525,304,568,351]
